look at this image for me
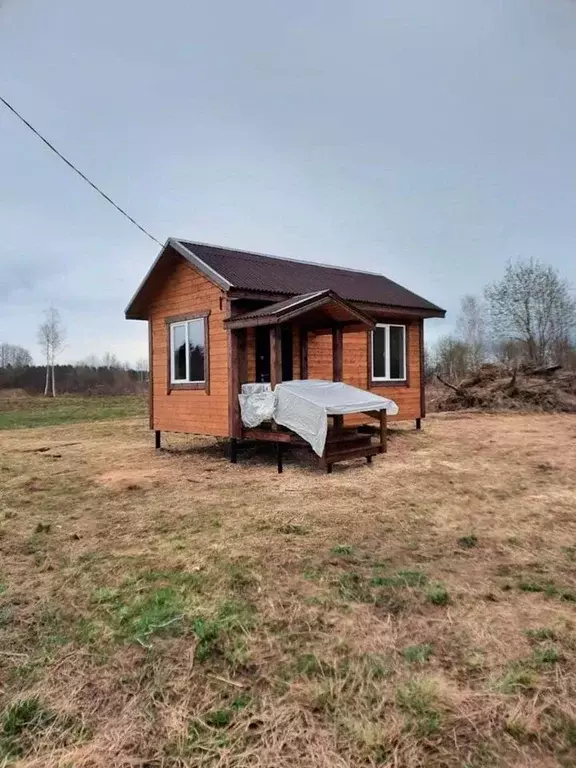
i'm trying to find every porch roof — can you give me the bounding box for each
[225,289,376,331]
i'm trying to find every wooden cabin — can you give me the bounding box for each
[126,239,445,470]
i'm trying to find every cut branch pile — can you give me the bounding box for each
[435,363,576,413]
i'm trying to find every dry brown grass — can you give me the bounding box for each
[1,412,576,767]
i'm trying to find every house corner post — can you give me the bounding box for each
[227,300,243,441]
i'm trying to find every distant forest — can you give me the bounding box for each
[0,347,148,396]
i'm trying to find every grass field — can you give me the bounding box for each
[0,394,146,430]
[0,411,575,767]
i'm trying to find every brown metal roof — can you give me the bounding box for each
[177,240,445,314]
[125,238,446,320]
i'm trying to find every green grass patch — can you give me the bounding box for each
[458,534,478,549]
[396,679,442,737]
[204,709,232,728]
[193,600,255,664]
[338,568,430,607]
[295,653,330,677]
[524,627,558,643]
[426,583,450,605]
[370,570,428,588]
[90,570,207,646]
[403,644,434,663]
[277,524,309,535]
[1,698,54,759]
[0,395,146,430]
[518,580,557,594]
[331,544,353,556]
[496,666,538,694]
[97,585,186,645]
[0,697,87,759]
[338,572,373,603]
[517,580,576,602]
[532,647,560,666]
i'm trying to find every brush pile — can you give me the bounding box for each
[434,363,576,413]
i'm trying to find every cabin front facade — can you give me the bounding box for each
[126,239,445,468]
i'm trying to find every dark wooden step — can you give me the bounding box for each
[325,437,372,455]
[325,429,367,444]
[326,444,381,464]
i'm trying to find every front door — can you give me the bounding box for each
[255,325,293,382]
[255,327,271,382]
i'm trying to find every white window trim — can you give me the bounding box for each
[371,323,407,382]
[170,318,206,384]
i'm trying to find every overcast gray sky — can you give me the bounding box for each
[1,0,575,364]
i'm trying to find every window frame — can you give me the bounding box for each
[370,323,408,385]
[165,311,210,392]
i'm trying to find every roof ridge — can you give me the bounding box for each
[176,238,388,279]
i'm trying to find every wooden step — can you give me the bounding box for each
[325,429,365,443]
[325,444,382,464]
[325,436,372,455]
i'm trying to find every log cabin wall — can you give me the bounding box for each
[149,258,229,436]
[307,321,422,422]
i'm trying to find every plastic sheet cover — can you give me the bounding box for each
[273,380,399,457]
[238,383,276,428]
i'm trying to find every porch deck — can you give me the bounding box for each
[233,408,387,473]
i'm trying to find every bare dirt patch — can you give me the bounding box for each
[1,413,575,767]
[96,468,167,491]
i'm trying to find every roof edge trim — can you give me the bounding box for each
[171,239,233,291]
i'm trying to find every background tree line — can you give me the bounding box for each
[428,258,576,381]
[0,356,148,395]
[1,307,148,396]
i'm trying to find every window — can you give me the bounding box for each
[371,324,406,382]
[170,317,207,385]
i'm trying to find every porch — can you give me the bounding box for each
[225,290,390,472]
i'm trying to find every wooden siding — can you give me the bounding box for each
[149,258,229,436]
[308,322,422,421]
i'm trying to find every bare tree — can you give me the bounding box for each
[80,354,100,368]
[485,259,576,366]
[493,338,526,368]
[432,335,472,381]
[134,356,149,382]
[101,352,122,369]
[37,308,66,397]
[0,343,33,368]
[457,295,486,369]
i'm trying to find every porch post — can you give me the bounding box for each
[379,410,387,454]
[270,325,282,388]
[299,328,309,379]
[238,328,248,387]
[332,325,344,431]
[332,325,343,381]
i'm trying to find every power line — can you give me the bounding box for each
[0,95,163,246]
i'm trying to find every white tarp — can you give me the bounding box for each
[238,383,276,428]
[239,379,399,457]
